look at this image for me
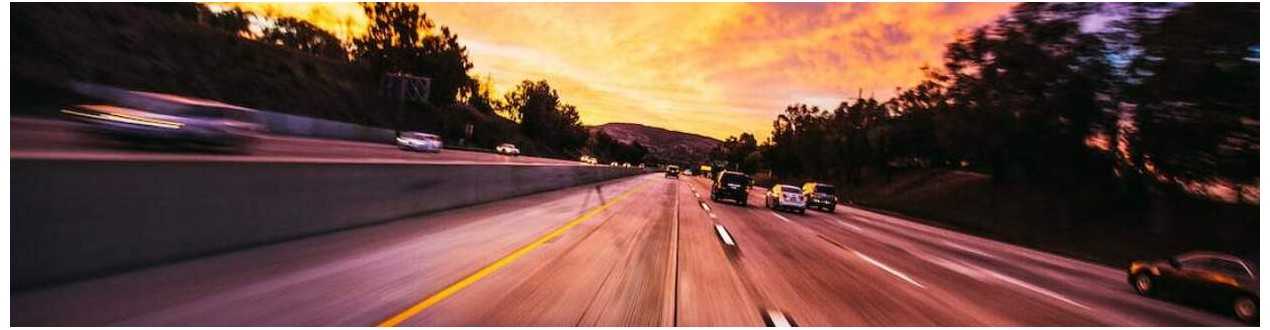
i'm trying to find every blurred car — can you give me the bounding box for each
[1128,251,1259,323]
[396,131,442,152]
[684,169,694,176]
[801,182,838,212]
[579,155,598,165]
[610,161,619,166]
[765,184,806,214]
[496,143,520,156]
[665,165,680,178]
[711,171,752,206]
[61,96,263,152]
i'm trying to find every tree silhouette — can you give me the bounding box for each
[261,17,347,60]
[501,80,588,155]
[353,2,475,105]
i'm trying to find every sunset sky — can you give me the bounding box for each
[222,3,1014,140]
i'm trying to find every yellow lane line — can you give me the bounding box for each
[377,179,654,327]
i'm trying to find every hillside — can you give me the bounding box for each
[840,169,1256,267]
[590,123,721,166]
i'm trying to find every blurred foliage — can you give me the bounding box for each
[261,17,348,60]
[751,3,1258,205]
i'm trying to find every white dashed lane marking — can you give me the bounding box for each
[853,251,925,288]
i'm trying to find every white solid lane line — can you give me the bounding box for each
[853,251,925,288]
[769,211,793,223]
[987,269,1091,310]
[700,202,711,212]
[919,253,1090,310]
[944,241,994,258]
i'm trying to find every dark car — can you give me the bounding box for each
[665,165,680,179]
[62,95,263,152]
[1129,251,1259,323]
[801,182,838,212]
[711,171,751,206]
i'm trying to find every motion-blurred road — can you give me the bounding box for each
[12,117,578,165]
[11,170,1242,325]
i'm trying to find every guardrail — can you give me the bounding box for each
[12,159,643,289]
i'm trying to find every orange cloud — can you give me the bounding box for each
[218,3,1013,140]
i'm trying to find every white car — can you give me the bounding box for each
[579,155,598,165]
[765,184,807,214]
[396,131,442,152]
[496,143,520,156]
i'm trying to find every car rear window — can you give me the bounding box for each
[814,185,835,195]
[721,173,749,185]
[781,185,802,194]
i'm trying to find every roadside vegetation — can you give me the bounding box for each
[715,3,1258,265]
[12,3,626,159]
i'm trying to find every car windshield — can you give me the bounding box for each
[814,185,835,195]
[721,173,749,185]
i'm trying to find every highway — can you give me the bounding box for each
[11,173,1242,326]
[12,117,580,165]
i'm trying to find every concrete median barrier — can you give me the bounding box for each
[12,159,642,289]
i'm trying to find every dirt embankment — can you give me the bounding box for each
[802,169,1257,267]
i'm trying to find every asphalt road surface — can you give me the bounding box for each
[11,174,1243,326]
[11,117,580,165]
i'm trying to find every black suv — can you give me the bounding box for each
[665,165,680,178]
[711,171,752,206]
[802,182,838,212]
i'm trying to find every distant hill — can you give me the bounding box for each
[590,123,721,166]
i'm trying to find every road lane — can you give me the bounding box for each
[397,175,672,325]
[700,176,1239,326]
[12,117,581,166]
[687,177,1010,326]
[11,172,1244,326]
[816,208,1240,326]
[12,175,654,325]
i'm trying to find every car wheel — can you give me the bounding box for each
[739,199,747,207]
[765,198,771,208]
[1234,296,1258,323]
[1132,272,1155,296]
[797,208,805,214]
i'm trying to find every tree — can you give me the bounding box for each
[940,3,1118,184]
[260,17,348,60]
[711,132,759,173]
[207,7,252,37]
[353,2,475,105]
[501,80,588,155]
[1124,3,1259,195]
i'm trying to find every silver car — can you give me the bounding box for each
[397,131,443,152]
[765,184,807,214]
